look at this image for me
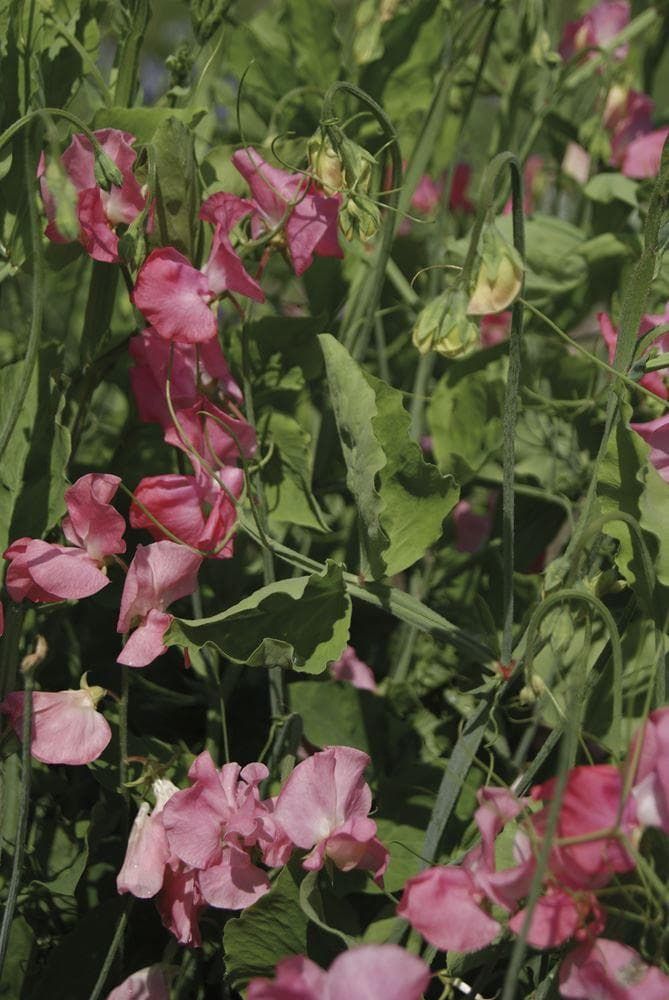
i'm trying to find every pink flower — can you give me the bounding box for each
[603,86,669,179]
[105,964,172,1000]
[508,887,605,949]
[247,945,431,1000]
[116,541,202,667]
[128,327,241,429]
[273,746,388,884]
[630,414,669,482]
[329,645,377,691]
[480,311,512,348]
[130,469,243,558]
[38,129,146,263]
[117,779,178,898]
[398,865,502,953]
[562,143,592,185]
[620,127,669,180]
[629,707,669,833]
[411,174,444,216]
[503,155,544,216]
[559,938,669,999]
[156,861,205,946]
[163,398,257,474]
[452,498,494,553]
[0,684,111,765]
[3,474,125,603]
[161,751,276,910]
[560,1,630,61]
[231,146,342,276]
[598,309,669,399]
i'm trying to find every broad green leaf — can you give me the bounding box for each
[223,864,309,992]
[261,410,329,531]
[150,117,199,257]
[584,173,638,207]
[0,356,71,556]
[0,917,34,999]
[167,561,351,674]
[28,818,89,897]
[428,366,504,484]
[285,0,340,90]
[289,680,379,754]
[93,106,207,143]
[320,334,459,578]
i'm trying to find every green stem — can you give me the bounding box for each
[88,899,134,1000]
[0,127,44,465]
[113,0,151,107]
[119,665,129,811]
[0,667,34,979]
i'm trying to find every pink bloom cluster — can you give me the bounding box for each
[247,945,430,1000]
[603,86,669,180]
[559,1,630,62]
[398,708,669,995]
[117,746,388,944]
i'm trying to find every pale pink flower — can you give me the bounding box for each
[156,861,205,946]
[3,474,125,603]
[231,147,342,276]
[562,142,591,185]
[0,684,111,765]
[117,779,178,898]
[116,541,202,667]
[105,964,172,1000]
[559,938,669,999]
[598,308,669,399]
[38,129,146,263]
[130,469,243,558]
[629,706,669,833]
[247,945,430,1000]
[273,746,388,884]
[630,413,669,482]
[602,86,669,178]
[161,751,276,911]
[560,2,630,61]
[329,645,377,691]
[620,127,669,179]
[163,397,257,474]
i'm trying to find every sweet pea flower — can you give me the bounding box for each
[163,397,257,474]
[0,680,111,765]
[38,129,146,263]
[620,127,669,180]
[130,468,243,558]
[480,310,512,348]
[156,861,205,946]
[247,945,431,1000]
[273,746,388,884]
[452,498,494,553]
[231,146,342,276]
[3,474,125,603]
[398,865,502,953]
[629,706,669,833]
[129,328,242,430]
[105,964,172,1000]
[116,541,202,667]
[598,305,669,399]
[161,751,280,910]
[559,1,630,61]
[329,645,377,692]
[630,414,669,483]
[603,86,669,179]
[559,938,669,999]
[117,779,179,898]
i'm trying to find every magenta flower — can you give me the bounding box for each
[273,746,388,884]
[247,945,430,1000]
[38,129,146,263]
[452,498,494,554]
[4,474,125,603]
[105,964,172,1000]
[598,307,669,399]
[161,751,277,910]
[116,541,202,667]
[630,414,669,483]
[560,1,630,61]
[629,706,669,833]
[620,127,669,179]
[603,86,669,179]
[130,468,243,558]
[163,398,257,474]
[1,683,111,765]
[559,938,669,999]
[480,311,512,348]
[155,862,205,947]
[231,146,342,276]
[329,645,377,692]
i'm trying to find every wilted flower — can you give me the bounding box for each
[467,222,524,315]
[412,288,480,358]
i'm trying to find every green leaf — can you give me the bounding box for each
[260,410,329,531]
[0,917,34,999]
[223,864,309,992]
[320,334,459,578]
[150,117,199,257]
[284,0,340,90]
[28,819,89,897]
[428,365,504,484]
[92,106,206,143]
[0,354,71,556]
[167,561,351,674]
[584,173,638,207]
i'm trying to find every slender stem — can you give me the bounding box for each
[119,665,129,811]
[0,126,44,465]
[0,667,34,978]
[113,0,150,107]
[87,899,134,1000]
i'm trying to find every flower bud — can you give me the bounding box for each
[308,133,343,196]
[309,130,380,241]
[93,150,124,192]
[412,288,480,358]
[467,223,523,315]
[44,159,79,241]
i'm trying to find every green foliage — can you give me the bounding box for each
[167,561,351,673]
